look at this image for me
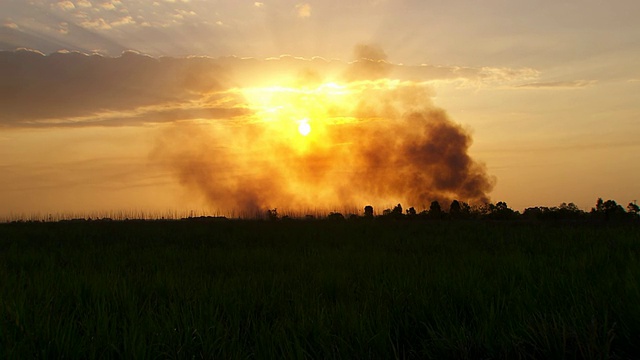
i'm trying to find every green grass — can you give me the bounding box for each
[1,220,639,359]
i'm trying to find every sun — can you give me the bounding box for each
[298,118,311,136]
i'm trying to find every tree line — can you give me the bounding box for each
[268,198,639,222]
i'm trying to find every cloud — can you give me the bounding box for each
[56,1,76,11]
[3,22,19,30]
[100,1,117,10]
[58,22,70,34]
[110,16,135,27]
[0,49,539,128]
[0,49,226,126]
[0,22,129,55]
[220,54,537,87]
[295,3,311,18]
[515,80,595,89]
[77,0,93,8]
[81,17,112,29]
[254,2,264,7]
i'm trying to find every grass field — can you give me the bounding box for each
[1,219,639,359]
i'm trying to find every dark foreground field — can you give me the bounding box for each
[1,219,639,359]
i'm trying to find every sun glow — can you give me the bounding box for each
[298,118,311,136]
[238,82,357,147]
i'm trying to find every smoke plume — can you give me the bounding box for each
[153,46,495,213]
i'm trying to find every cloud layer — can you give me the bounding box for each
[0,49,538,127]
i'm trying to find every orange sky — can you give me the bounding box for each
[1,1,639,218]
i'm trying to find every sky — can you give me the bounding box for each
[1,0,639,218]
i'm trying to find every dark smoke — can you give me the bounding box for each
[351,109,493,207]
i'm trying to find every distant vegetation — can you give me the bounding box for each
[265,197,639,223]
[3,198,638,224]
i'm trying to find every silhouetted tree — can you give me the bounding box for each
[449,200,461,215]
[327,212,345,220]
[591,198,628,222]
[406,207,417,216]
[267,208,278,221]
[461,202,472,217]
[556,202,585,220]
[559,202,580,212]
[628,202,639,217]
[483,201,518,220]
[449,200,471,219]
[524,203,585,221]
[523,207,543,220]
[364,205,374,218]
[603,200,626,220]
[474,203,495,218]
[429,201,443,219]
[383,203,403,219]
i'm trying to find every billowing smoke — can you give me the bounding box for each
[153,46,495,214]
